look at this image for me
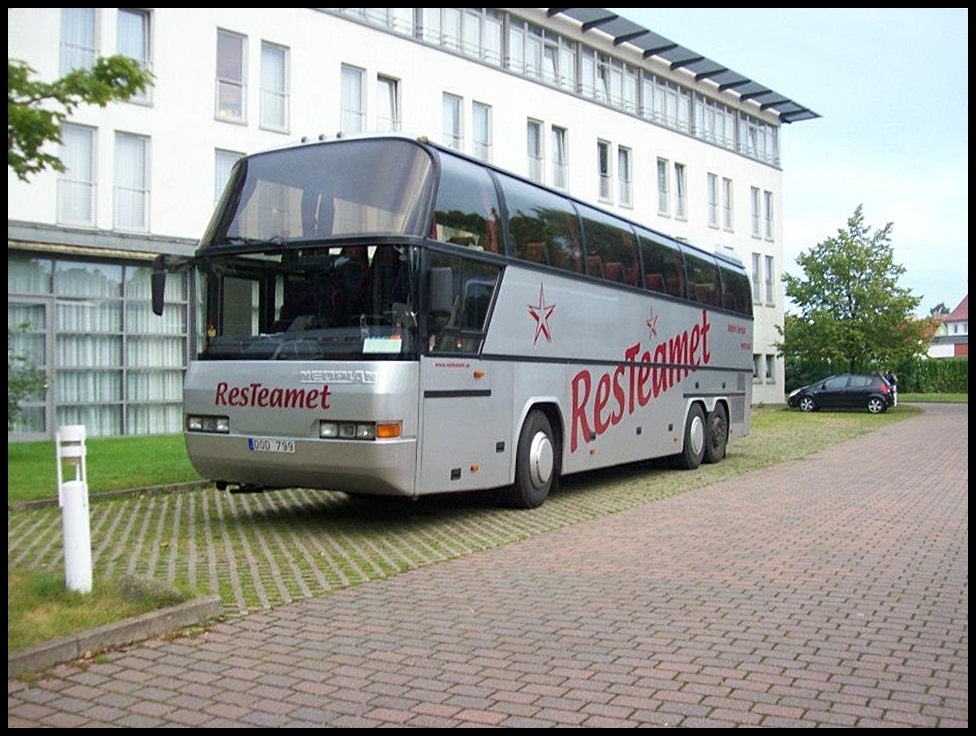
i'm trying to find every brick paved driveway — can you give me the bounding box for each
[8,403,968,727]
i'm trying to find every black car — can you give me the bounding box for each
[787,373,895,414]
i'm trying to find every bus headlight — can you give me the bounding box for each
[319,420,401,440]
[187,415,230,433]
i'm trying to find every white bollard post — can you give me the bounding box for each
[56,425,93,594]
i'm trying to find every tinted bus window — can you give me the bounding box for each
[634,227,686,297]
[577,203,640,286]
[718,260,753,316]
[496,173,583,273]
[682,247,721,308]
[432,152,501,253]
[427,251,502,354]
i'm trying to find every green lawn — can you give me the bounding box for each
[8,434,204,505]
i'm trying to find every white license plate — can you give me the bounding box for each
[248,437,296,453]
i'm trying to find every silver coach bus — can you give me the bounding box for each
[153,134,753,508]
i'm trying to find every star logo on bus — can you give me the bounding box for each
[528,282,555,344]
[645,309,659,337]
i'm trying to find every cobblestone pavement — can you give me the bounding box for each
[7,404,968,727]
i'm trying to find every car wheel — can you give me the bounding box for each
[867,397,887,414]
[798,396,816,413]
[703,404,728,464]
[506,409,558,509]
[672,404,706,470]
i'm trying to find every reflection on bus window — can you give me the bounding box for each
[427,252,501,354]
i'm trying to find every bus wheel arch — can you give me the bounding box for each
[507,404,561,509]
[672,402,706,470]
[703,400,729,464]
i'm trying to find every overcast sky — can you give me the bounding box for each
[606,7,969,316]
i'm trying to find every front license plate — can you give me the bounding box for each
[248,437,296,453]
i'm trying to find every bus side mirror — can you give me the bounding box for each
[151,254,192,316]
[151,270,166,316]
[151,256,168,316]
[428,266,454,319]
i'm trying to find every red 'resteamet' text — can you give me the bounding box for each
[570,309,711,452]
[214,381,331,410]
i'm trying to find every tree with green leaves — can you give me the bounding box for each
[776,205,935,377]
[8,55,154,182]
[929,302,949,317]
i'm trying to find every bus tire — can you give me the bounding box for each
[703,403,728,464]
[673,404,706,470]
[508,409,558,509]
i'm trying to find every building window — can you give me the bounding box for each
[117,9,151,103]
[657,157,670,216]
[114,132,149,231]
[426,7,462,52]
[765,355,775,383]
[764,190,774,240]
[8,256,190,437]
[57,124,96,226]
[707,173,719,228]
[597,140,612,202]
[753,353,762,382]
[216,30,245,121]
[215,149,243,204]
[750,186,761,238]
[722,177,734,231]
[340,64,365,134]
[527,119,543,183]
[751,253,762,304]
[442,93,463,151]
[60,8,96,75]
[617,146,632,207]
[260,42,288,131]
[673,164,688,219]
[551,126,568,191]
[472,101,491,161]
[377,75,401,132]
[363,8,413,35]
[765,255,775,304]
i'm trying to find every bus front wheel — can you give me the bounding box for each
[672,404,706,470]
[508,409,558,509]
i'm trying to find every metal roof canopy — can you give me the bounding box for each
[547,8,819,124]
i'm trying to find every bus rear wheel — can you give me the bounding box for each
[508,409,558,509]
[703,404,728,464]
[672,404,706,470]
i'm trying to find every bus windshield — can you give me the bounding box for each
[198,244,418,361]
[203,138,436,247]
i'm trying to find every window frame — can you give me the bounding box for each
[57,123,97,227]
[113,131,150,232]
[215,29,246,122]
[340,63,366,135]
[259,41,289,132]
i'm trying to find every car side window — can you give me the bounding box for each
[823,376,848,390]
[849,376,870,388]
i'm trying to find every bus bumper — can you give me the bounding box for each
[184,433,418,496]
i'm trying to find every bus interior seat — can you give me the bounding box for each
[666,277,685,297]
[586,254,604,278]
[525,241,547,264]
[604,261,623,283]
[645,273,666,292]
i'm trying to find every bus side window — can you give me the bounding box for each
[526,241,548,264]
[645,273,666,292]
[586,254,604,279]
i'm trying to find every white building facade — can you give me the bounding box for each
[7,7,817,440]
